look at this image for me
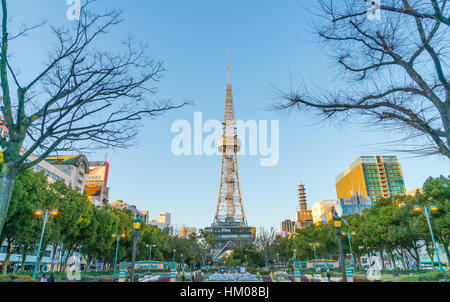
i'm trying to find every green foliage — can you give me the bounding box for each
[223,244,265,268]
[266,175,449,272]
[1,168,210,274]
[2,171,448,276]
[0,274,36,282]
[396,271,450,282]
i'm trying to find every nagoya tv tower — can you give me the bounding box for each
[205,53,256,255]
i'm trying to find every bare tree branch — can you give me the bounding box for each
[277,0,450,158]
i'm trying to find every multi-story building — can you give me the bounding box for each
[148,212,172,234]
[45,155,89,193]
[335,191,374,217]
[109,200,130,210]
[295,183,313,229]
[23,150,88,193]
[109,200,149,223]
[84,161,110,207]
[311,200,338,225]
[336,156,406,200]
[280,219,296,236]
[180,226,197,238]
[29,153,71,185]
[405,188,424,196]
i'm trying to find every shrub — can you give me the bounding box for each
[0,274,36,282]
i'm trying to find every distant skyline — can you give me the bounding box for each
[9,0,450,231]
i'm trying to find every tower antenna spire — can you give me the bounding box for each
[227,48,230,83]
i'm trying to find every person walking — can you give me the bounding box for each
[40,274,47,282]
[48,274,55,282]
[326,269,331,282]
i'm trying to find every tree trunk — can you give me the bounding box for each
[356,254,363,270]
[0,165,18,237]
[387,252,397,269]
[399,249,407,270]
[443,243,450,266]
[1,240,13,274]
[379,250,385,270]
[36,250,45,274]
[425,245,435,271]
[413,247,421,271]
[50,244,58,272]
[20,245,28,272]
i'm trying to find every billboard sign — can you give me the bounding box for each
[134,262,167,271]
[85,162,109,199]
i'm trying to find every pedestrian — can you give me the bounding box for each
[48,274,55,282]
[326,269,331,282]
[40,274,47,282]
[134,275,139,282]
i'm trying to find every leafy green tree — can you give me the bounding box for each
[423,175,450,262]
[224,244,265,268]
[0,169,51,274]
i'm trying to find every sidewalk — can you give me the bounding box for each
[305,274,340,282]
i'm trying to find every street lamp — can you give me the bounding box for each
[130,216,142,282]
[341,231,357,274]
[172,249,176,262]
[180,253,185,273]
[145,243,156,273]
[308,243,320,260]
[32,209,58,279]
[112,233,126,275]
[413,204,444,272]
[333,214,347,282]
[145,244,156,261]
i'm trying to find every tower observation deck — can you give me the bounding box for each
[205,55,256,254]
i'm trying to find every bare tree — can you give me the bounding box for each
[255,226,276,251]
[0,0,188,234]
[277,0,449,158]
[255,227,276,266]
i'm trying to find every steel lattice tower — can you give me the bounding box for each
[206,54,255,254]
[214,55,247,226]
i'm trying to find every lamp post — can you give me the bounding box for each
[413,204,444,272]
[146,244,156,261]
[309,242,320,272]
[33,209,58,279]
[333,215,347,282]
[341,232,357,274]
[172,249,176,262]
[112,233,126,275]
[130,216,142,282]
[180,253,185,273]
[308,243,320,260]
[293,248,300,282]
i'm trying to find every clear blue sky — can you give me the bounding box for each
[9,0,450,231]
